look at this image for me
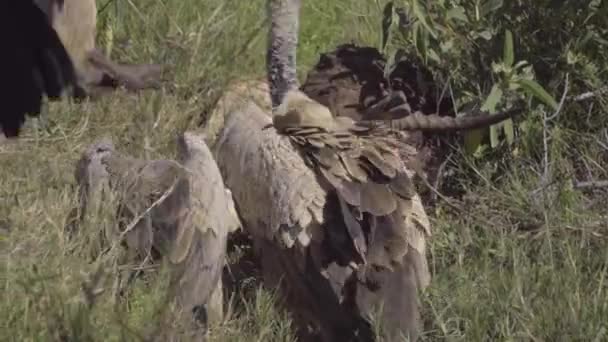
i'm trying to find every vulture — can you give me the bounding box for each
[264,0,429,340]
[34,0,163,96]
[73,132,241,339]
[0,0,162,138]
[204,0,465,339]
[298,43,526,201]
[0,0,78,138]
[300,43,524,131]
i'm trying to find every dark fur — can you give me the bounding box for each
[0,0,77,138]
[36,0,162,98]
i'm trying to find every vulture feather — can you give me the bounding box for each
[74,133,240,338]
[211,0,431,341]
[266,0,432,340]
[0,0,77,138]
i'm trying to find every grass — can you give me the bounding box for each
[1,0,607,341]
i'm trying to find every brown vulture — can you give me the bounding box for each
[205,0,436,340]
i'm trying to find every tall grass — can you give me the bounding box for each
[0,0,606,341]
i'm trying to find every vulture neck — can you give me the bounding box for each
[267,0,301,113]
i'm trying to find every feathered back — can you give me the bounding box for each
[275,94,431,281]
[262,1,432,339]
[265,0,430,275]
[212,84,432,340]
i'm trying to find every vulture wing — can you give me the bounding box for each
[74,135,238,336]
[273,90,431,280]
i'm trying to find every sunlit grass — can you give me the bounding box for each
[1,0,606,341]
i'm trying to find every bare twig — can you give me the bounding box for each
[546,73,569,122]
[448,83,460,116]
[598,129,608,151]
[119,180,178,241]
[541,110,551,184]
[99,178,180,266]
[97,0,119,15]
[405,157,462,212]
[573,180,608,190]
[436,76,451,115]
[430,151,453,204]
[570,86,608,102]
[585,102,594,127]
[541,74,570,186]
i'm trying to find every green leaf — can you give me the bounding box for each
[580,30,594,46]
[594,35,608,46]
[503,118,514,145]
[589,0,601,12]
[566,50,577,65]
[477,30,493,40]
[513,60,529,71]
[481,84,503,113]
[411,0,438,38]
[428,48,441,63]
[412,21,420,52]
[439,39,454,52]
[489,124,499,148]
[151,89,164,117]
[446,6,468,23]
[385,49,397,78]
[464,129,485,156]
[503,29,514,67]
[381,2,394,52]
[516,79,559,110]
[412,22,428,64]
[482,84,503,148]
[480,0,504,17]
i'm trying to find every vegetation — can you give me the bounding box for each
[1,0,606,340]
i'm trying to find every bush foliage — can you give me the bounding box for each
[0,0,606,341]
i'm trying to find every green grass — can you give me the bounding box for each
[1,0,607,341]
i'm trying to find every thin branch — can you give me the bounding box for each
[98,0,119,15]
[119,180,179,241]
[585,102,594,127]
[573,180,608,190]
[541,109,551,184]
[541,74,570,187]
[570,86,608,102]
[100,178,180,265]
[430,151,453,205]
[448,83,460,116]
[436,76,451,115]
[546,73,569,121]
[595,129,608,151]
